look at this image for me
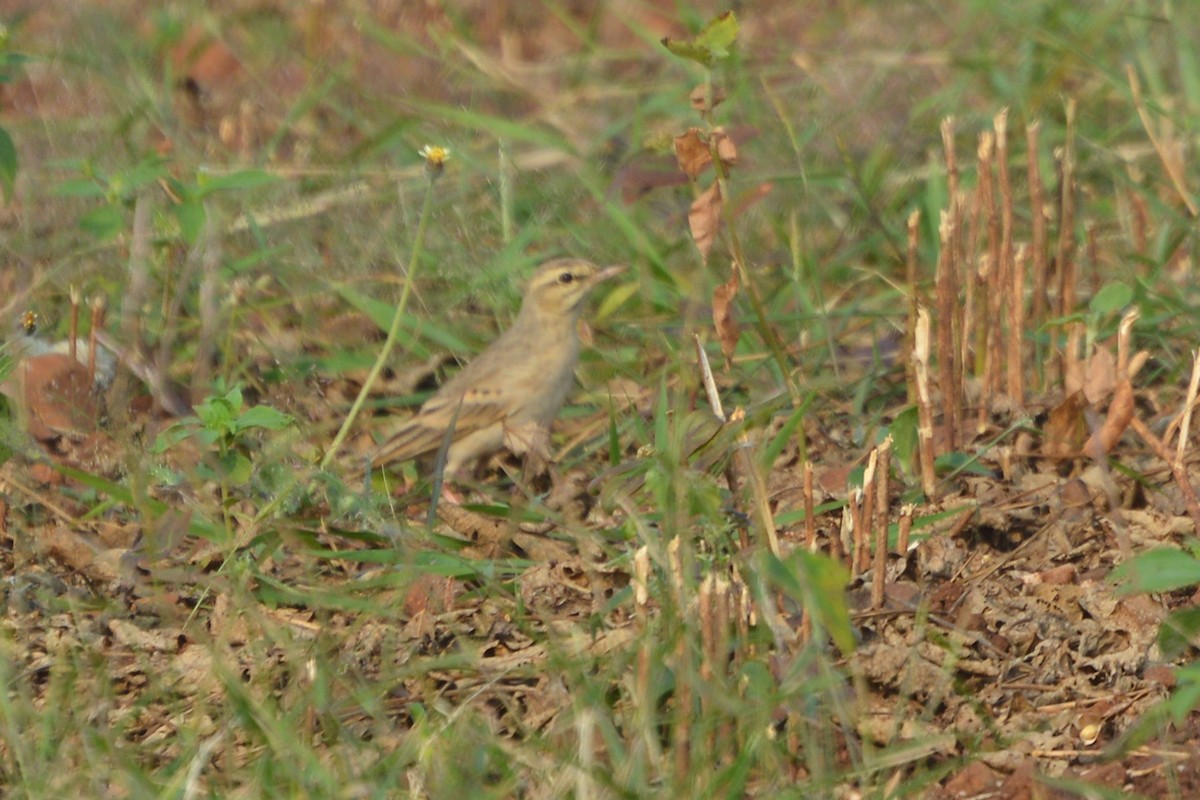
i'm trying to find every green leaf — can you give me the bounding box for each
[694,11,739,58]
[1090,282,1133,315]
[888,406,920,470]
[1112,547,1200,593]
[175,198,207,244]
[764,549,854,656]
[661,38,718,68]
[218,451,253,484]
[662,11,739,67]
[197,168,280,197]
[79,204,125,241]
[0,127,16,200]
[237,405,293,432]
[1158,606,1200,660]
[55,178,106,198]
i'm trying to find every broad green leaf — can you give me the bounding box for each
[175,198,207,244]
[695,11,739,58]
[662,11,739,67]
[237,405,294,432]
[0,127,16,199]
[55,178,106,198]
[1089,281,1133,315]
[1112,547,1200,593]
[218,451,253,483]
[888,405,920,470]
[197,168,280,196]
[79,204,125,240]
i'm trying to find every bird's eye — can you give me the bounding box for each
[558,272,576,284]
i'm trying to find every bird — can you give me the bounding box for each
[370,257,625,480]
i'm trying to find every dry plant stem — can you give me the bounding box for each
[192,218,222,396]
[978,131,1000,403]
[871,436,893,610]
[935,212,959,451]
[904,210,921,405]
[802,460,816,550]
[696,334,779,554]
[1128,189,1149,253]
[1086,224,1100,297]
[858,450,877,574]
[897,504,914,555]
[849,490,864,575]
[111,193,153,420]
[88,297,104,385]
[734,407,780,555]
[1130,416,1200,536]
[1007,245,1028,406]
[837,506,851,567]
[1175,351,1200,463]
[669,542,692,780]
[1126,64,1200,217]
[1026,122,1049,375]
[323,177,436,470]
[959,191,976,390]
[1065,323,1082,393]
[68,286,79,363]
[913,308,939,500]
[1056,99,1078,324]
[576,709,596,800]
[708,142,801,403]
[940,117,959,202]
[694,334,725,419]
[995,111,1021,403]
[1117,308,1138,379]
[632,547,653,760]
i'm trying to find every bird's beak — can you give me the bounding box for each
[591,264,627,285]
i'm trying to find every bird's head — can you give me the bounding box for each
[523,258,625,320]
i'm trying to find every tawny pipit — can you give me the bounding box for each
[371,258,624,477]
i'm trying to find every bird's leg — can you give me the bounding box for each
[503,422,553,488]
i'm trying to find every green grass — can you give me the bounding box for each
[0,0,1198,797]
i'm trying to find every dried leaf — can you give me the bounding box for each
[674,128,712,180]
[713,129,738,167]
[20,353,97,442]
[1082,346,1116,405]
[690,84,727,112]
[712,269,740,361]
[1085,379,1134,456]
[1043,390,1088,458]
[689,181,723,263]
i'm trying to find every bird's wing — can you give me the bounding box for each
[370,382,514,467]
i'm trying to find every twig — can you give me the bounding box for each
[1026,122,1049,385]
[871,436,893,610]
[1130,416,1200,537]
[324,174,438,470]
[1126,64,1198,217]
[1175,351,1200,463]
[913,307,939,500]
[904,209,921,405]
[935,212,959,451]
[803,460,816,551]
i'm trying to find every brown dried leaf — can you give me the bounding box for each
[688,181,723,263]
[1082,346,1116,405]
[1085,378,1134,456]
[674,128,712,180]
[614,164,690,204]
[713,129,738,167]
[712,270,740,361]
[1043,390,1088,458]
[689,83,727,112]
[20,353,97,442]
